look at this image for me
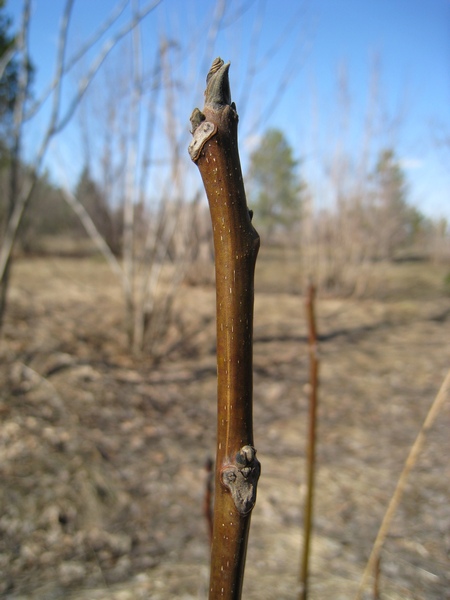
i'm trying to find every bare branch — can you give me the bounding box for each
[12,0,31,135]
[47,0,75,139]
[200,0,226,77]
[64,0,129,74]
[299,283,320,600]
[24,0,162,122]
[0,37,17,82]
[137,46,162,205]
[0,0,32,282]
[234,0,265,119]
[190,57,260,599]
[1,1,161,284]
[354,368,450,600]
[61,188,127,290]
[53,2,162,135]
[122,0,144,346]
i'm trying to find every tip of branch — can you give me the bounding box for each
[205,57,231,108]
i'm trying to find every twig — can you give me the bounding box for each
[61,188,126,288]
[354,367,450,600]
[24,0,163,123]
[189,57,260,599]
[299,282,320,600]
[0,1,160,283]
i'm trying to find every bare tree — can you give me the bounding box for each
[55,1,309,355]
[0,0,161,329]
[63,26,201,356]
[1,0,309,354]
[300,60,414,297]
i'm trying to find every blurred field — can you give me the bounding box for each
[0,253,449,599]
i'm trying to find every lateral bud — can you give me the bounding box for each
[221,445,261,515]
[190,108,206,133]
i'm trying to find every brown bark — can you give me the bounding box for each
[299,283,319,600]
[189,58,260,599]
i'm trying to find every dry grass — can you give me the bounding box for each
[0,254,449,599]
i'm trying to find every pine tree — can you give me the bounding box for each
[248,128,305,240]
[0,1,18,158]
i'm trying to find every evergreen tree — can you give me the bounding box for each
[0,1,18,162]
[0,1,33,149]
[375,149,407,210]
[248,128,305,240]
[372,148,413,258]
[0,1,18,137]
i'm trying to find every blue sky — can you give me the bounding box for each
[6,0,450,220]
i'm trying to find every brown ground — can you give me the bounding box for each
[0,254,449,599]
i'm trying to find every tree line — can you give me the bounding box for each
[2,123,445,259]
[1,0,449,345]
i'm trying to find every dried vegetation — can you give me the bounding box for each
[0,253,449,599]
